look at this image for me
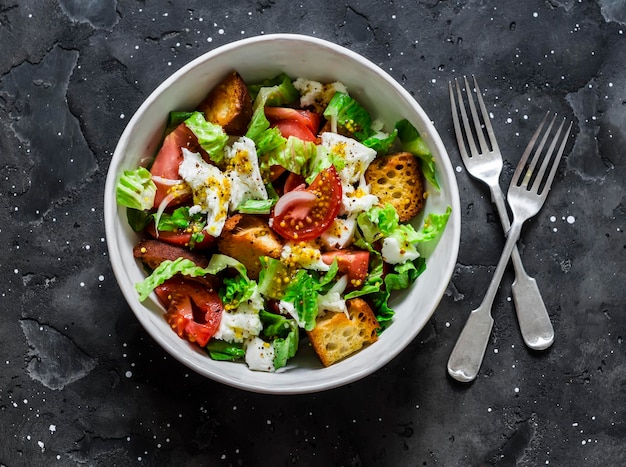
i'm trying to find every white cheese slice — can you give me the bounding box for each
[245,337,275,372]
[178,149,230,237]
[225,136,268,210]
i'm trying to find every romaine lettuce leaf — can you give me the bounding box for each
[206,340,245,361]
[266,136,318,175]
[184,111,229,164]
[248,73,299,108]
[135,257,209,301]
[260,310,299,370]
[135,254,250,302]
[323,92,373,141]
[115,167,156,211]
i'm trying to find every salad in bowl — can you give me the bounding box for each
[104,34,460,393]
[115,70,450,372]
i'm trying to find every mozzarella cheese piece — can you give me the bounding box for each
[225,136,268,210]
[213,309,263,343]
[341,175,379,215]
[280,241,330,271]
[178,148,230,237]
[381,236,420,265]
[321,132,377,188]
[321,215,357,249]
[293,78,348,113]
[320,132,379,214]
[317,275,348,318]
[245,337,275,372]
[278,300,303,328]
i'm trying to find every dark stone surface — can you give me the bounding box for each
[1,0,625,465]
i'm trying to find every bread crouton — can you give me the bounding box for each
[196,71,252,136]
[307,298,380,367]
[365,152,426,222]
[133,239,210,270]
[217,214,283,279]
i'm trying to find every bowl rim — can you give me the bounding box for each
[104,33,461,394]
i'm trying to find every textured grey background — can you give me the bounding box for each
[1,0,625,465]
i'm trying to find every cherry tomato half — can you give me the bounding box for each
[264,107,322,134]
[154,277,223,347]
[270,165,342,241]
[321,250,370,288]
[150,123,204,207]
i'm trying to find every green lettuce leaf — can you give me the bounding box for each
[135,254,250,302]
[248,73,299,107]
[135,257,210,301]
[236,198,276,215]
[362,127,398,154]
[259,310,299,370]
[184,111,229,164]
[323,92,373,141]
[115,167,156,211]
[206,340,245,361]
[266,136,318,175]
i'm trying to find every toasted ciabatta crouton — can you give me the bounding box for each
[365,152,426,222]
[133,239,210,269]
[217,214,283,279]
[307,298,380,367]
[196,71,252,136]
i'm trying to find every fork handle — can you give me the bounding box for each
[448,219,523,382]
[512,275,554,350]
[447,308,494,382]
[490,187,554,350]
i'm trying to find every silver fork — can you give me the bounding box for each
[447,112,572,382]
[449,76,554,351]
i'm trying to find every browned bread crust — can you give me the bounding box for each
[196,71,253,136]
[365,152,426,222]
[307,298,380,367]
[217,214,283,280]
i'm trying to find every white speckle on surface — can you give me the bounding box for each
[456,166,462,172]
[125,371,132,378]
[514,387,520,393]
[550,216,557,222]
[533,12,538,17]
[567,215,575,224]
[49,424,56,433]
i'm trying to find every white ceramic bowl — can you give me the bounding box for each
[104,34,461,394]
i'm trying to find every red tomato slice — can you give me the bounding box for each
[273,120,316,142]
[146,222,216,250]
[150,123,204,207]
[283,172,306,193]
[270,166,342,241]
[154,277,223,347]
[264,107,321,134]
[322,250,370,288]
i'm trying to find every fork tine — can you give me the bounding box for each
[462,76,491,155]
[449,80,470,162]
[530,117,565,193]
[512,111,550,187]
[524,114,556,187]
[451,78,479,159]
[540,119,573,197]
[471,75,500,153]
